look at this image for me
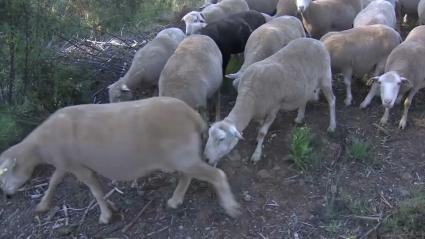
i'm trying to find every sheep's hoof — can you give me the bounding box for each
[294,117,304,124]
[399,119,407,130]
[327,126,336,133]
[344,98,352,106]
[223,201,241,218]
[379,117,388,126]
[35,201,50,213]
[99,211,113,224]
[250,152,262,163]
[359,101,369,109]
[167,198,183,209]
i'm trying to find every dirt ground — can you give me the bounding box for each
[1,27,425,239]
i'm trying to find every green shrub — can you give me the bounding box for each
[0,111,23,152]
[289,127,313,171]
[347,137,372,162]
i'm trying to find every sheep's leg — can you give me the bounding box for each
[360,82,379,109]
[183,162,240,218]
[35,169,66,213]
[167,173,192,209]
[399,89,417,129]
[294,103,306,124]
[321,84,337,132]
[380,108,390,125]
[251,112,277,162]
[72,167,113,224]
[214,90,221,122]
[343,69,353,106]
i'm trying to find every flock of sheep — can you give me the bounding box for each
[1,0,425,226]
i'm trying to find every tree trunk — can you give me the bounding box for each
[8,33,16,104]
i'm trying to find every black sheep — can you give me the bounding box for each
[198,10,267,72]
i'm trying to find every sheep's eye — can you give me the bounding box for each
[397,82,401,85]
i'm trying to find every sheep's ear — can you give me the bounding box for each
[400,77,412,86]
[229,125,244,140]
[366,76,380,86]
[199,13,206,23]
[120,84,130,92]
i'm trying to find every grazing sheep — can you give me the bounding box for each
[159,35,223,121]
[204,38,336,164]
[296,0,362,39]
[183,0,249,35]
[419,0,425,24]
[362,0,396,8]
[354,0,397,28]
[399,0,420,22]
[227,16,306,89]
[360,25,425,129]
[108,28,185,103]
[197,10,267,72]
[203,0,279,14]
[275,0,298,17]
[320,25,402,106]
[0,97,240,224]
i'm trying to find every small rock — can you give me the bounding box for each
[178,225,184,230]
[243,191,253,202]
[273,165,281,171]
[401,172,412,180]
[257,169,272,179]
[399,188,410,197]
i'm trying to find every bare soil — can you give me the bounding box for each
[1,27,425,239]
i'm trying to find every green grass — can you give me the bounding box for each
[0,110,22,151]
[289,127,313,172]
[382,193,425,236]
[347,136,372,162]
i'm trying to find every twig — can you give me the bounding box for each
[78,188,117,229]
[146,226,169,237]
[347,215,381,221]
[121,200,153,233]
[62,205,69,226]
[359,214,391,239]
[373,123,390,135]
[380,192,393,208]
[258,232,268,239]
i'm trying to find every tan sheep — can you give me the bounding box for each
[205,38,336,165]
[354,0,397,28]
[0,97,240,224]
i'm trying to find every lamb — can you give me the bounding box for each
[183,0,249,35]
[108,28,185,103]
[360,25,425,129]
[296,0,362,39]
[354,0,397,28]
[0,97,240,224]
[320,25,402,106]
[202,0,279,15]
[159,35,223,121]
[419,0,425,24]
[197,10,267,72]
[275,0,298,17]
[204,38,336,164]
[227,16,306,89]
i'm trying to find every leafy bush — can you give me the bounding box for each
[289,127,313,171]
[0,111,22,152]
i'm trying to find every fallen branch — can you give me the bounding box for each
[359,214,391,239]
[121,199,153,233]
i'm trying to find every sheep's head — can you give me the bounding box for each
[0,155,31,196]
[182,11,207,35]
[204,121,244,165]
[296,0,312,12]
[108,80,133,103]
[368,71,412,108]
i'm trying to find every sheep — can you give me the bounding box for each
[204,38,336,164]
[203,0,279,15]
[108,28,185,103]
[197,10,267,72]
[399,0,420,22]
[158,35,223,122]
[320,25,402,106]
[419,0,425,24]
[360,25,425,129]
[227,16,306,89]
[275,0,298,17]
[0,97,240,224]
[296,0,362,39]
[354,0,397,28]
[362,0,396,8]
[183,0,249,35]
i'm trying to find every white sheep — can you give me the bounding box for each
[419,0,425,24]
[0,97,240,224]
[275,0,298,17]
[227,16,306,89]
[362,0,397,8]
[354,0,397,28]
[204,38,336,164]
[296,0,362,39]
[159,35,223,121]
[108,28,185,103]
[360,25,425,129]
[183,0,249,35]
[320,25,402,106]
